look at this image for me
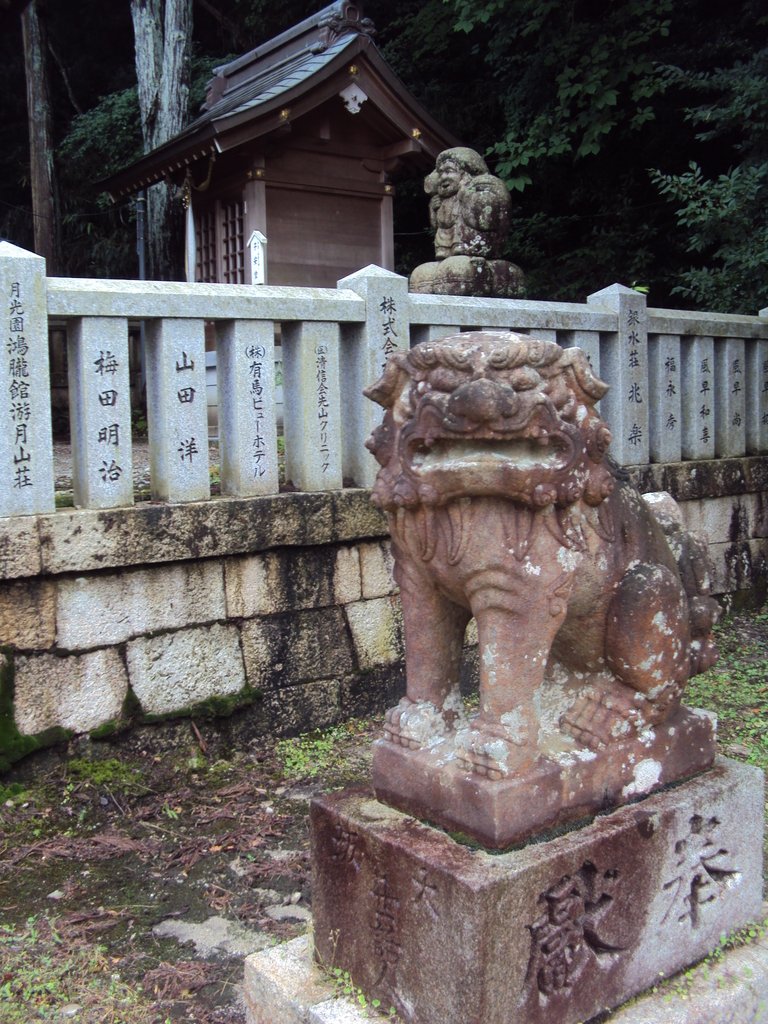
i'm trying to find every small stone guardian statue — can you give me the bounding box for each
[409,147,525,298]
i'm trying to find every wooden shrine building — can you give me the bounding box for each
[105,1,460,287]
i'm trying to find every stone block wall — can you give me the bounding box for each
[630,456,768,601]
[0,457,766,768]
[0,490,418,769]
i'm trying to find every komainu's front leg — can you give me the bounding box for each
[455,567,572,778]
[562,563,691,750]
[383,559,471,751]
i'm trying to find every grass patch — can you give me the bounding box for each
[65,757,148,792]
[686,607,768,773]
[275,720,374,781]
[0,915,168,1024]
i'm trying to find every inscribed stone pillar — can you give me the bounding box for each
[0,242,54,516]
[648,333,682,464]
[681,336,715,460]
[145,318,210,502]
[745,336,768,454]
[282,320,342,491]
[337,266,409,488]
[67,316,133,508]
[216,319,278,496]
[587,284,649,465]
[715,337,746,458]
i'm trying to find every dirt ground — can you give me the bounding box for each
[0,714,376,1022]
[1,609,766,1023]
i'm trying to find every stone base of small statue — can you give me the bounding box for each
[310,759,764,1024]
[409,255,525,298]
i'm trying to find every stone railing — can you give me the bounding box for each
[3,239,768,519]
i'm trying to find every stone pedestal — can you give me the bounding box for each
[372,705,717,849]
[310,759,763,1024]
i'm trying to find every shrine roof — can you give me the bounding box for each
[103,1,460,199]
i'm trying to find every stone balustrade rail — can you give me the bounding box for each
[3,239,768,519]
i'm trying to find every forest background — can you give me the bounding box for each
[1,0,766,314]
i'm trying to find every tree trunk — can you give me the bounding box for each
[21,0,61,273]
[130,0,192,280]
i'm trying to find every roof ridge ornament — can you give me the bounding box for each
[309,1,375,54]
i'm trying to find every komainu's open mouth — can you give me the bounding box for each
[410,437,569,473]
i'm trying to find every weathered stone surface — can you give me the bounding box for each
[0,514,41,579]
[373,706,716,848]
[226,547,347,619]
[359,542,396,599]
[67,316,134,510]
[333,546,362,605]
[14,648,128,734]
[0,578,55,648]
[244,925,768,1024]
[409,148,524,299]
[225,554,273,616]
[628,457,764,504]
[609,929,768,1023]
[56,562,225,650]
[709,539,768,594]
[36,491,388,575]
[243,935,332,1024]
[337,267,410,491]
[311,760,764,1024]
[0,242,55,517]
[341,664,406,722]
[345,597,403,670]
[154,914,270,958]
[365,331,720,844]
[261,679,343,735]
[241,609,353,691]
[679,493,764,545]
[282,320,342,491]
[127,623,244,715]
[309,998,372,1024]
[587,284,649,466]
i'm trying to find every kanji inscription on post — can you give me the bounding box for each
[316,343,331,473]
[8,281,32,492]
[246,343,268,479]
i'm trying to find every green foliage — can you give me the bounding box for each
[686,609,768,774]
[651,161,768,311]
[65,756,149,794]
[446,0,673,178]
[649,43,768,312]
[434,0,768,307]
[275,726,350,779]
[0,916,164,1023]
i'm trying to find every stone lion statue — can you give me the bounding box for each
[365,331,719,786]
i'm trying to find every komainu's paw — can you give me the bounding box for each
[383,696,464,750]
[454,721,526,780]
[560,685,663,750]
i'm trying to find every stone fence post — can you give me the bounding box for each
[0,241,55,516]
[751,306,768,454]
[337,266,409,489]
[587,284,649,465]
